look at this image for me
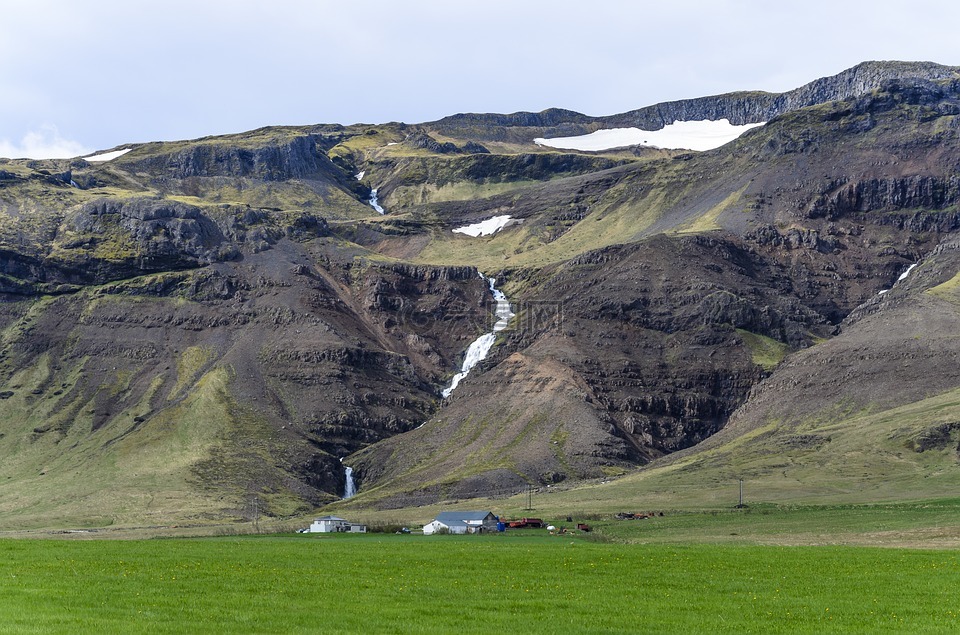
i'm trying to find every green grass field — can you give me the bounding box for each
[1,533,959,634]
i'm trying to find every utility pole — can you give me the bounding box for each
[737,479,744,508]
[526,484,533,511]
[253,495,260,533]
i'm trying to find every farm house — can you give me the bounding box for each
[306,515,367,533]
[423,511,500,535]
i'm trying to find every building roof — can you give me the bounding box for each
[434,511,495,524]
[314,515,348,522]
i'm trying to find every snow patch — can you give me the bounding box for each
[83,148,132,162]
[453,215,514,237]
[534,119,765,152]
[897,263,918,282]
[355,170,365,180]
[441,273,514,398]
[878,262,919,295]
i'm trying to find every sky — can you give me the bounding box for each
[2,0,959,159]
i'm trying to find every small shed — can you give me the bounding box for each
[423,511,499,535]
[308,515,367,533]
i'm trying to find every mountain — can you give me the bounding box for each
[0,61,959,527]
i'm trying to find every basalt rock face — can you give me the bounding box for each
[768,61,960,119]
[125,135,341,182]
[808,177,960,221]
[67,198,228,266]
[606,62,960,129]
[0,197,332,288]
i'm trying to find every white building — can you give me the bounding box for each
[423,511,499,535]
[307,515,367,533]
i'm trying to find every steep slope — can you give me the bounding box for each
[554,234,960,509]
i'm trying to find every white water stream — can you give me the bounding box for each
[368,188,385,214]
[341,459,357,498]
[441,273,514,398]
[356,170,385,214]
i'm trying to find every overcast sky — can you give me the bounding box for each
[2,0,958,158]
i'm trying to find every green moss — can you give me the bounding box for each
[737,329,791,370]
[926,271,960,304]
[389,179,538,206]
[675,185,747,234]
[600,466,629,477]
[169,345,216,401]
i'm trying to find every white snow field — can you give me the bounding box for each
[83,148,132,162]
[534,119,765,152]
[452,215,514,237]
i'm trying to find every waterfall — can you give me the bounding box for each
[355,170,385,214]
[342,462,357,499]
[441,273,514,398]
[368,188,385,214]
[343,466,357,499]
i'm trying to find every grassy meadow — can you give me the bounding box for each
[1,533,959,634]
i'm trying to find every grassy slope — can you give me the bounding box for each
[410,179,674,269]
[0,359,255,528]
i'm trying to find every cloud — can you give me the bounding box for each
[0,125,92,160]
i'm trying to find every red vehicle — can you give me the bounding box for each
[505,517,545,529]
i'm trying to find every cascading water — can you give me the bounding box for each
[441,273,514,398]
[356,170,385,214]
[341,460,357,499]
[368,188,385,214]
